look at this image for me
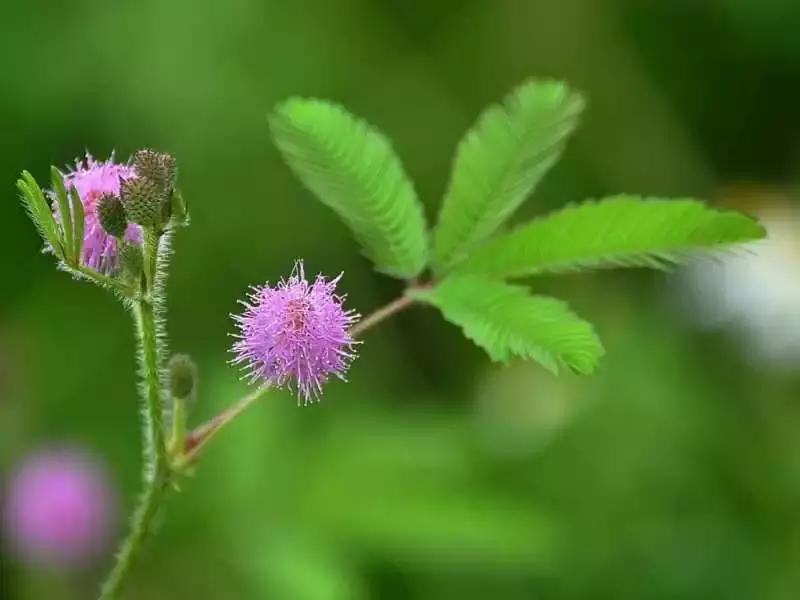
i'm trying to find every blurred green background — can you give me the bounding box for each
[3,0,800,598]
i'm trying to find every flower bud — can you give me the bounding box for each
[133,149,176,191]
[168,354,198,400]
[167,354,197,461]
[119,242,143,279]
[121,176,163,227]
[97,194,127,238]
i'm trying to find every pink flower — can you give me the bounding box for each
[2,448,117,569]
[231,261,359,403]
[52,153,141,273]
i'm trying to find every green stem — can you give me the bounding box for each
[347,293,415,339]
[73,264,135,297]
[168,395,187,458]
[99,238,169,600]
[135,299,168,472]
[98,462,168,599]
[142,230,159,293]
[177,385,270,469]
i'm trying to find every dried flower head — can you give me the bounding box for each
[231,261,359,403]
[53,153,141,273]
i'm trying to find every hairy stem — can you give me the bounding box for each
[99,239,169,600]
[97,459,168,599]
[348,293,415,338]
[142,230,159,293]
[73,264,135,296]
[134,299,168,474]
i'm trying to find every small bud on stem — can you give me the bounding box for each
[167,354,198,467]
[168,354,198,400]
[119,243,144,281]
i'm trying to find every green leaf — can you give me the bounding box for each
[270,98,428,279]
[69,186,85,263]
[412,275,603,374]
[456,196,767,278]
[50,166,75,264]
[431,79,584,274]
[17,171,63,257]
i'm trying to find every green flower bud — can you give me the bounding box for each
[168,354,198,400]
[119,242,143,279]
[133,149,176,191]
[97,194,128,238]
[167,353,196,464]
[121,176,163,227]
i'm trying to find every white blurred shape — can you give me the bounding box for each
[677,205,800,369]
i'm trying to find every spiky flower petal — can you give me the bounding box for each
[53,153,141,273]
[231,261,359,404]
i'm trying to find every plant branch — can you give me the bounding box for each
[142,230,159,292]
[98,459,168,599]
[135,299,169,474]
[177,384,270,469]
[99,236,169,600]
[72,264,135,297]
[348,292,416,339]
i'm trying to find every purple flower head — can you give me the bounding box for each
[2,447,117,570]
[51,153,141,273]
[231,261,360,404]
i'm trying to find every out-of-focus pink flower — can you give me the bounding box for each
[52,153,141,273]
[231,261,359,403]
[2,447,117,569]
